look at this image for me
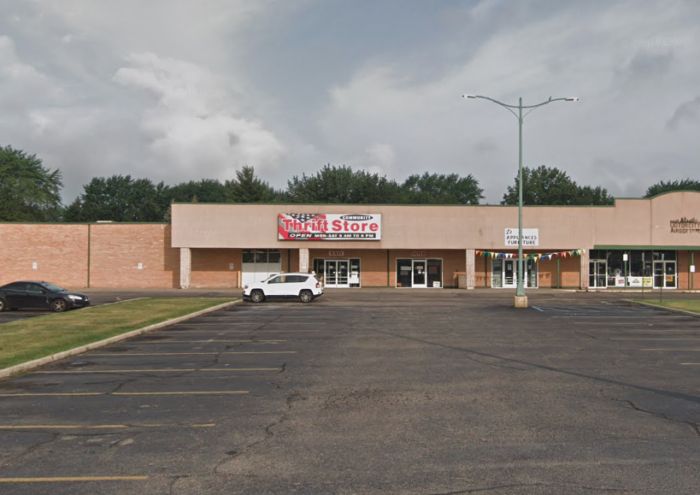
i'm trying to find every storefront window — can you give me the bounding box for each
[491,259,503,288]
[397,259,412,287]
[427,259,442,288]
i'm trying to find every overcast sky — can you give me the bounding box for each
[1,0,698,203]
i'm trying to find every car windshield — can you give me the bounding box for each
[40,282,66,292]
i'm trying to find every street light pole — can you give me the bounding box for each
[462,94,578,308]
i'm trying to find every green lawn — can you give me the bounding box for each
[0,297,234,369]
[635,298,700,314]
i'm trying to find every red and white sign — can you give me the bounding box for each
[278,213,382,241]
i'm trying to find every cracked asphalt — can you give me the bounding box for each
[0,290,699,494]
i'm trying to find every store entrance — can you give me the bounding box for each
[492,258,538,288]
[324,260,349,288]
[412,260,427,288]
[396,259,443,288]
[653,260,676,289]
[589,259,607,288]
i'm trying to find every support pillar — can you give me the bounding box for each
[465,249,475,290]
[180,247,191,289]
[298,248,309,273]
[580,249,589,290]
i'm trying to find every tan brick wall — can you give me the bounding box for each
[559,256,581,288]
[191,248,241,288]
[0,224,89,288]
[90,224,178,288]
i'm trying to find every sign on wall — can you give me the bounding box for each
[278,213,382,241]
[670,217,700,233]
[504,228,539,247]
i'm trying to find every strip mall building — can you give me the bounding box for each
[1,191,699,291]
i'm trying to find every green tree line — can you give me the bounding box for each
[1,145,698,222]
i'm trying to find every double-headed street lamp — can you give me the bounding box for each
[462,94,578,308]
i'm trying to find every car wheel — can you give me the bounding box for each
[299,290,313,303]
[250,290,265,303]
[50,298,68,312]
[0,298,6,312]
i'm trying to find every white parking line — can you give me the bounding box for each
[641,348,700,351]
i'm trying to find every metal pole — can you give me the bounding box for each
[517,98,525,297]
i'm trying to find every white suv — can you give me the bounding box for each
[243,273,323,303]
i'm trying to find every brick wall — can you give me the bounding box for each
[0,224,88,288]
[191,248,241,288]
[0,223,178,289]
[89,224,179,288]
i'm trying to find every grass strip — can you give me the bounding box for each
[632,299,700,315]
[0,297,233,369]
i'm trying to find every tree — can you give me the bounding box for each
[225,166,279,202]
[0,145,63,221]
[501,165,614,205]
[64,175,168,222]
[167,179,229,203]
[401,172,483,204]
[286,164,403,203]
[645,179,700,198]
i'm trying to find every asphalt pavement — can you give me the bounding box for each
[0,289,699,494]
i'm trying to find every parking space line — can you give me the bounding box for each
[0,390,248,397]
[134,339,286,344]
[0,476,148,483]
[33,367,281,374]
[90,351,297,356]
[641,348,700,351]
[680,362,700,365]
[0,423,215,430]
[611,337,700,341]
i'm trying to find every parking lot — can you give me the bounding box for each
[0,290,699,494]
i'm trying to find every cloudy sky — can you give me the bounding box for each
[1,0,698,203]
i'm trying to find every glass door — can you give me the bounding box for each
[324,260,350,288]
[412,260,427,288]
[503,260,516,288]
[589,260,607,288]
[336,260,349,287]
[654,261,676,289]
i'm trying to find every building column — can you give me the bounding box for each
[465,249,476,290]
[298,248,310,273]
[180,247,191,289]
[580,249,589,290]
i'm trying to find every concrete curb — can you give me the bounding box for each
[625,299,700,318]
[0,299,240,380]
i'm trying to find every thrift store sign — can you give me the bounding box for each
[278,213,382,241]
[504,228,539,247]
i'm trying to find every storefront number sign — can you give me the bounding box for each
[278,213,382,240]
[504,228,539,247]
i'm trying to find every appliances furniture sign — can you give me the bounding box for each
[504,228,539,247]
[278,213,382,241]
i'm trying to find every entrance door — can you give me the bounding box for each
[324,260,350,288]
[412,260,427,288]
[589,260,607,288]
[653,261,676,289]
[498,259,537,288]
[503,260,516,288]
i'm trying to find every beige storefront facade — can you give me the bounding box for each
[171,191,700,291]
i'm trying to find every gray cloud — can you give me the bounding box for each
[667,96,700,130]
[0,0,699,203]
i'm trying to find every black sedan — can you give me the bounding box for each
[0,281,90,312]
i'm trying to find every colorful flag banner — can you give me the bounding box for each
[475,249,585,262]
